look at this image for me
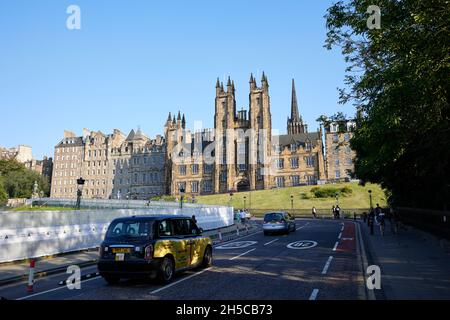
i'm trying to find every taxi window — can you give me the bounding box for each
[106,220,153,240]
[158,220,173,237]
[186,219,199,235]
[172,219,190,236]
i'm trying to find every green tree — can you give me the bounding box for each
[325,0,450,209]
[0,159,50,199]
[0,177,8,206]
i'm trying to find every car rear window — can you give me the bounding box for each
[264,213,284,222]
[105,220,154,240]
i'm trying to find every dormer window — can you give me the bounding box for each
[290,144,297,152]
[305,142,312,151]
[330,123,339,133]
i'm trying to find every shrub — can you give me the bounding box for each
[340,186,353,195]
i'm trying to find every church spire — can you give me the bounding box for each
[291,79,300,122]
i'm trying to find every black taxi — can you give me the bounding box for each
[97,215,213,284]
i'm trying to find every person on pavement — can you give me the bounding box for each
[312,207,317,219]
[332,205,336,219]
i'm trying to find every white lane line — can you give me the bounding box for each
[16,276,101,300]
[296,222,310,231]
[332,241,339,251]
[338,232,342,239]
[150,267,212,295]
[321,256,334,275]
[229,248,256,261]
[309,289,319,300]
[264,239,279,246]
[341,226,344,232]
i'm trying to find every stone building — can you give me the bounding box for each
[164,74,326,196]
[324,120,357,181]
[1,144,53,181]
[50,128,165,200]
[0,145,32,163]
[24,157,53,182]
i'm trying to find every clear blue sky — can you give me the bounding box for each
[0,0,353,159]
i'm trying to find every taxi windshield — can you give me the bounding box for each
[106,220,154,240]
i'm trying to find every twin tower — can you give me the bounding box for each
[164,73,307,195]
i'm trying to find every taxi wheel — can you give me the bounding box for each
[202,246,213,268]
[158,257,174,284]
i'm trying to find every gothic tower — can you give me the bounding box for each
[248,72,272,190]
[214,76,237,193]
[287,79,307,135]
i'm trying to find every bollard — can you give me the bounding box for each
[236,227,240,237]
[245,225,249,234]
[27,259,35,293]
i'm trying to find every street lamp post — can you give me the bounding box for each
[76,177,85,210]
[368,189,373,209]
[243,196,247,209]
[229,192,234,207]
[290,194,294,211]
[179,187,185,210]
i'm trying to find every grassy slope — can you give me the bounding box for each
[196,182,386,210]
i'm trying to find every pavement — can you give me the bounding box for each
[359,218,450,299]
[0,217,449,300]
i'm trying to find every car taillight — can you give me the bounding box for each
[144,245,153,261]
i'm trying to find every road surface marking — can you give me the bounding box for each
[341,226,344,231]
[338,232,342,239]
[16,276,101,300]
[229,248,256,261]
[321,256,333,275]
[264,239,279,246]
[309,289,319,300]
[287,240,318,250]
[332,241,339,251]
[150,267,212,295]
[296,222,310,231]
[213,230,262,247]
[216,241,257,250]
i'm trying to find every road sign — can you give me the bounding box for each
[287,240,318,250]
[216,241,257,250]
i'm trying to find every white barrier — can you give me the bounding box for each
[0,206,233,263]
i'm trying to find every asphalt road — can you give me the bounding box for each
[0,219,367,300]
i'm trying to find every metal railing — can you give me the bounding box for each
[397,207,449,240]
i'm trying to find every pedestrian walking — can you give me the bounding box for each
[240,209,246,225]
[191,215,197,225]
[332,205,336,219]
[378,209,386,236]
[312,207,317,219]
[335,205,341,219]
